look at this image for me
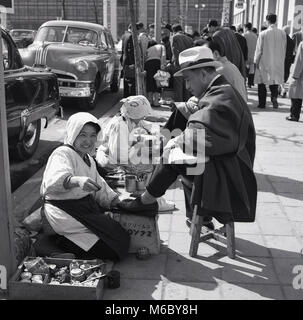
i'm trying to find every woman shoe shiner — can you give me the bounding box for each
[35,113,130,261]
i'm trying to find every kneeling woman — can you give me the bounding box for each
[39,113,130,261]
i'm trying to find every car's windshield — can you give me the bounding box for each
[35,26,98,46]
[11,30,34,37]
[35,26,66,42]
[64,27,98,46]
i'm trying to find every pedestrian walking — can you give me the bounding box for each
[281,25,295,97]
[171,23,194,102]
[207,40,247,101]
[287,41,303,122]
[244,22,258,88]
[230,25,248,62]
[208,20,246,78]
[254,14,286,109]
[120,24,136,98]
[292,26,303,57]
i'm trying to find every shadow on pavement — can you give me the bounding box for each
[103,234,297,300]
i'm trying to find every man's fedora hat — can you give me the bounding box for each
[174,46,221,77]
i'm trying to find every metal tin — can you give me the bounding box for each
[70,268,86,282]
[31,274,43,282]
[125,175,137,193]
[20,271,32,280]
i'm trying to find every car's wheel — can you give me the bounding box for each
[110,70,120,93]
[78,76,100,110]
[11,119,41,161]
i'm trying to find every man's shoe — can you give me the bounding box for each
[257,105,266,109]
[157,197,175,212]
[286,116,299,122]
[117,197,158,216]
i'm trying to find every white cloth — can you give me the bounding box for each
[120,95,153,120]
[64,112,101,148]
[254,25,286,85]
[41,149,118,251]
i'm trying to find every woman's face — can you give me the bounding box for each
[73,123,98,156]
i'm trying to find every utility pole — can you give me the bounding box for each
[61,0,66,20]
[92,0,99,24]
[128,0,145,95]
[0,31,16,295]
[155,0,163,42]
[110,0,117,41]
[103,0,108,28]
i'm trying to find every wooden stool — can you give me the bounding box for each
[189,205,236,259]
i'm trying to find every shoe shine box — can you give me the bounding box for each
[9,257,106,300]
[113,213,161,255]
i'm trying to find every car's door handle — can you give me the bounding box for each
[16,77,24,81]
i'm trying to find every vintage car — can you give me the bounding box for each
[20,20,121,110]
[2,27,61,161]
[10,29,37,48]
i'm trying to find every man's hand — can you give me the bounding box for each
[73,176,101,192]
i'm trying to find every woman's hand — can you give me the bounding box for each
[70,176,101,192]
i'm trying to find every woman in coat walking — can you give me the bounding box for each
[287,41,303,121]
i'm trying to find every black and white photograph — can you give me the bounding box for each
[0,0,303,304]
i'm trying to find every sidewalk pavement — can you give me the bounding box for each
[103,87,303,301]
[7,87,303,301]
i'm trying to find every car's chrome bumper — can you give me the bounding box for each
[59,86,92,98]
[58,79,93,98]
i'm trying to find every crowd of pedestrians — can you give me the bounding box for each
[120,14,303,121]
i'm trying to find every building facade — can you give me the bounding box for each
[233,0,303,35]
[6,0,225,40]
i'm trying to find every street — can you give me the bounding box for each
[10,86,123,192]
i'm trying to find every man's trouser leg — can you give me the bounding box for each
[163,108,188,133]
[248,74,254,87]
[146,163,187,198]
[269,84,279,107]
[290,99,303,120]
[258,83,267,107]
[123,78,130,98]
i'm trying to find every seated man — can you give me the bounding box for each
[118,46,257,227]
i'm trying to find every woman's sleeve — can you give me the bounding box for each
[95,175,119,209]
[42,150,74,196]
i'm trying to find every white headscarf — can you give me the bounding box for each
[64,112,101,146]
[120,95,153,120]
